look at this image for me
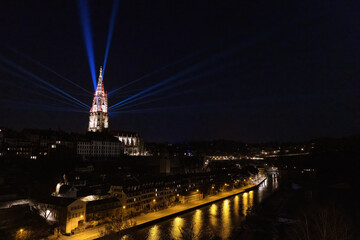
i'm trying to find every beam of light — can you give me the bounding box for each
[109,62,208,110]
[110,102,235,115]
[109,19,298,105]
[2,99,88,113]
[108,39,257,110]
[110,88,145,101]
[103,0,120,76]
[0,43,92,95]
[0,55,90,109]
[110,12,325,109]
[0,66,88,111]
[109,70,217,111]
[0,59,90,110]
[111,88,198,112]
[77,0,97,91]
[108,48,205,96]
[109,59,231,111]
[110,81,220,112]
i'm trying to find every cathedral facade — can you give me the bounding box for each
[88,67,108,132]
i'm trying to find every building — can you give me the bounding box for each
[108,178,177,215]
[86,197,123,221]
[77,139,122,158]
[32,197,86,234]
[113,131,144,155]
[76,133,122,160]
[88,67,109,132]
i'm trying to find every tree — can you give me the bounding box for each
[287,204,354,240]
[32,202,53,221]
[98,216,136,239]
[15,228,32,240]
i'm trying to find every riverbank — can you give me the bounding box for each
[53,177,267,240]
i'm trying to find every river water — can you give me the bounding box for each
[121,175,279,240]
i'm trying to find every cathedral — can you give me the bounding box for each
[88,67,109,132]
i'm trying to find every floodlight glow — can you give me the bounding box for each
[109,65,222,111]
[108,49,204,96]
[1,66,88,110]
[1,43,92,94]
[108,45,243,110]
[77,0,97,91]
[110,104,209,115]
[4,99,88,113]
[103,0,120,76]
[0,55,90,109]
[109,63,204,110]
[111,88,197,111]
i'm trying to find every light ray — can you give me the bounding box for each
[77,0,97,90]
[2,99,87,113]
[0,55,90,109]
[0,67,88,110]
[111,88,197,111]
[0,43,92,94]
[109,62,226,111]
[108,49,204,96]
[103,0,121,76]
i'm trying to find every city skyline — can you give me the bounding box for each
[0,0,359,143]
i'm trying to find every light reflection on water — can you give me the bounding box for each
[192,209,202,239]
[233,195,239,218]
[249,191,254,209]
[221,200,231,239]
[209,203,218,232]
[170,217,184,240]
[242,192,248,216]
[126,175,278,240]
[147,225,160,240]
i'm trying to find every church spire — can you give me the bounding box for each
[96,66,104,95]
[88,67,109,132]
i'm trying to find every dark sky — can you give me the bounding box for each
[0,0,359,143]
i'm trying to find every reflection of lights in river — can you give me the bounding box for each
[209,203,218,231]
[120,235,129,240]
[126,177,279,240]
[242,192,248,216]
[273,175,279,188]
[193,209,202,239]
[249,191,254,209]
[234,195,239,218]
[147,225,160,240]
[171,217,184,240]
[221,199,231,240]
[258,179,267,203]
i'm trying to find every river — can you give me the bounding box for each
[117,174,279,240]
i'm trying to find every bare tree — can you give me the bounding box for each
[32,202,53,221]
[287,204,354,240]
[99,216,136,239]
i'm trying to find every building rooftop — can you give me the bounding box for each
[86,197,120,207]
[37,196,79,207]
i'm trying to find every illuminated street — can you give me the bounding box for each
[52,177,266,240]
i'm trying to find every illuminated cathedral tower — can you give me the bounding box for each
[88,67,109,132]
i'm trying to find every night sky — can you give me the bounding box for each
[0,0,359,142]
